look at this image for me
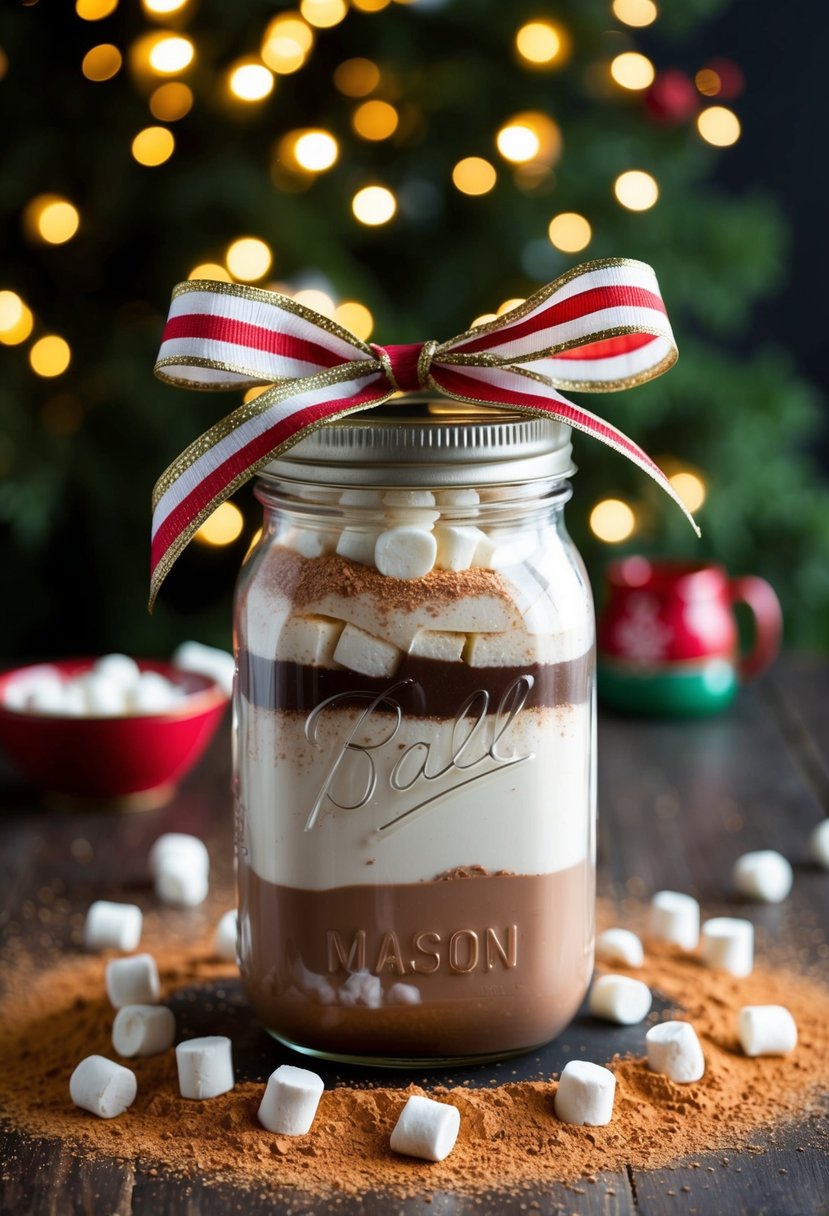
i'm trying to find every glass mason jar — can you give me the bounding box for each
[234,400,596,1066]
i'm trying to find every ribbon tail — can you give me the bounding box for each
[148,367,391,610]
[428,363,701,539]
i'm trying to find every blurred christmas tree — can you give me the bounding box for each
[1,0,828,656]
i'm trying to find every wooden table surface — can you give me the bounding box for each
[1,653,828,1215]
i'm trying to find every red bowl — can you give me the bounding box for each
[0,658,229,808]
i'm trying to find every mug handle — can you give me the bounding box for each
[729,576,783,681]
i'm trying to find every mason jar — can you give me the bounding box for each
[233,399,596,1066]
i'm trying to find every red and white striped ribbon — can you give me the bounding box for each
[151,257,696,606]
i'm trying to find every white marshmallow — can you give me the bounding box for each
[339,970,382,1008]
[588,974,652,1025]
[105,953,161,1009]
[809,820,829,870]
[214,909,238,962]
[408,630,466,662]
[375,527,437,580]
[336,528,382,566]
[257,1064,324,1135]
[112,1005,175,1057]
[434,525,485,572]
[76,672,129,717]
[92,654,141,692]
[60,680,89,716]
[26,672,71,715]
[292,959,336,1005]
[646,1021,705,1083]
[435,488,479,508]
[473,529,539,570]
[595,928,644,968]
[384,509,441,529]
[733,850,793,903]
[284,527,335,559]
[155,860,209,908]
[701,917,754,977]
[382,490,436,508]
[463,629,563,668]
[388,982,422,1005]
[649,890,700,951]
[275,615,344,667]
[390,1094,461,1162]
[554,1060,616,1126]
[149,832,210,876]
[175,1035,234,1100]
[737,1005,798,1057]
[69,1055,137,1119]
[333,624,401,679]
[172,640,235,696]
[84,901,143,952]
[128,671,179,715]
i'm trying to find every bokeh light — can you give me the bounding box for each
[131,126,175,166]
[29,336,72,378]
[610,52,655,90]
[334,301,374,340]
[352,0,391,10]
[452,157,497,196]
[76,0,118,20]
[515,21,565,67]
[352,185,397,226]
[261,14,313,74]
[612,0,658,27]
[142,0,189,14]
[470,313,498,329]
[225,237,273,281]
[24,195,80,245]
[81,44,122,81]
[188,263,232,282]
[497,298,525,316]
[697,105,741,146]
[291,129,339,171]
[194,502,245,547]
[669,470,707,513]
[334,58,380,97]
[352,100,398,140]
[614,169,659,210]
[293,288,336,317]
[496,123,540,164]
[695,68,721,97]
[0,293,34,345]
[228,61,275,102]
[300,0,348,29]
[149,82,193,121]
[589,498,636,542]
[147,35,194,74]
[548,212,592,253]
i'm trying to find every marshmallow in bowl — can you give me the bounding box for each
[1,655,188,718]
[171,641,235,697]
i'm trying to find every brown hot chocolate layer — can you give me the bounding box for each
[237,651,591,716]
[238,860,594,1061]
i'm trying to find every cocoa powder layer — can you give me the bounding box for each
[1,902,829,1197]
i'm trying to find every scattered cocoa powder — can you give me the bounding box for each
[2,898,828,1199]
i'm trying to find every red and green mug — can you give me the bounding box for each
[597,557,783,717]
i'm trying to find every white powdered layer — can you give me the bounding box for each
[237,696,593,888]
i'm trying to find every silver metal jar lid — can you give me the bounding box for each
[261,396,575,488]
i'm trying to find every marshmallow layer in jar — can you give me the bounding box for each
[232,403,596,1065]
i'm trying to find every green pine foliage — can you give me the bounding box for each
[1,0,827,655]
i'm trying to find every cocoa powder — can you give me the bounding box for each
[2,898,828,1198]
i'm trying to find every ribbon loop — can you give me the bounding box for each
[150,258,698,609]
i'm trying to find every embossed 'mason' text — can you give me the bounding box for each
[326,925,518,977]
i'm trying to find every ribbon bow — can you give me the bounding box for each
[151,256,697,608]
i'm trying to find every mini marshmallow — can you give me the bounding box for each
[150,833,210,908]
[172,640,235,696]
[701,917,754,978]
[257,1064,324,1135]
[733,849,793,903]
[214,909,238,962]
[69,1055,137,1119]
[554,1060,616,1126]
[128,671,179,715]
[175,1035,234,1100]
[149,832,210,876]
[408,629,466,662]
[434,488,479,508]
[275,615,344,667]
[588,974,652,1025]
[339,969,382,1008]
[375,527,437,580]
[646,1021,705,1083]
[595,927,644,968]
[473,529,539,570]
[84,900,143,952]
[333,623,401,679]
[26,673,72,715]
[92,654,141,692]
[809,820,829,870]
[382,490,436,508]
[105,953,161,1009]
[284,528,335,559]
[434,525,485,572]
[388,982,422,1005]
[112,1004,175,1058]
[390,1094,461,1162]
[649,890,700,951]
[77,672,129,717]
[336,528,381,566]
[738,1005,798,1057]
